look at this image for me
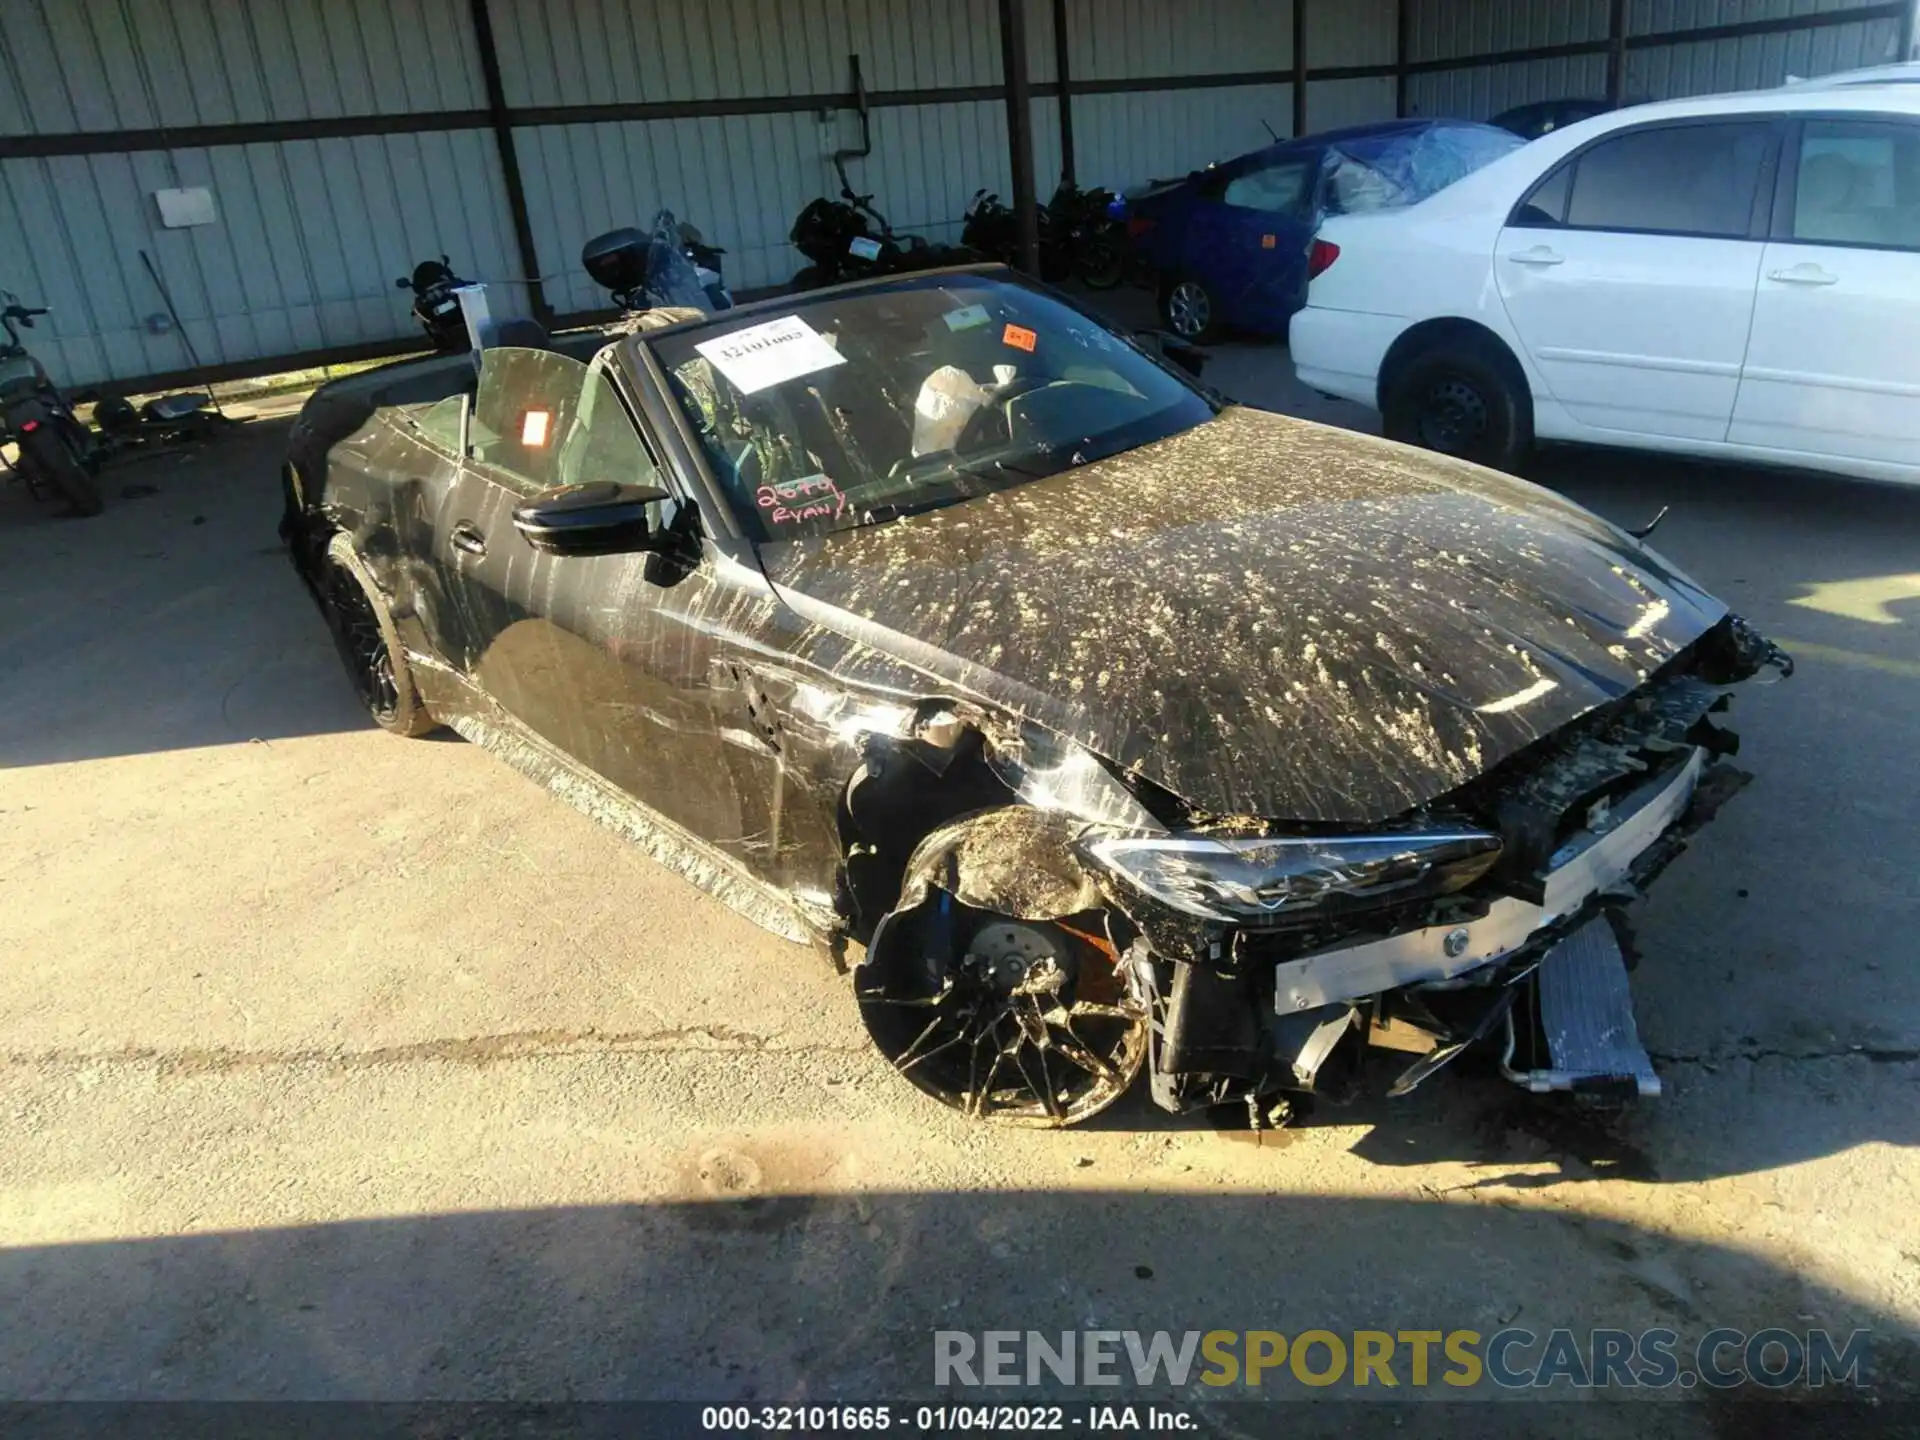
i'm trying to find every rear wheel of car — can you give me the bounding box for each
[322,535,438,738]
[1161,276,1219,342]
[17,423,103,517]
[1383,339,1532,472]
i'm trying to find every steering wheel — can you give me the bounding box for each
[954,376,1057,452]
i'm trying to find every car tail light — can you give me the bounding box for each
[18,418,39,433]
[1126,216,1156,238]
[1307,239,1341,279]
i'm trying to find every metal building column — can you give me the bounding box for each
[1053,0,1076,187]
[1395,0,1411,117]
[469,0,550,322]
[1000,0,1042,274]
[1606,0,1629,105]
[1291,0,1308,135]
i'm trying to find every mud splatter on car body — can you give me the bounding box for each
[283,266,1788,1128]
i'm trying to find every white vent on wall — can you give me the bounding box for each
[154,187,217,228]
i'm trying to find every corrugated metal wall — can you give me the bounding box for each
[1059,0,1293,189]
[1627,0,1905,98]
[5,0,1914,388]
[1304,0,1399,130]
[491,0,1013,308]
[0,0,519,388]
[1406,0,1907,118]
[1406,0,1612,117]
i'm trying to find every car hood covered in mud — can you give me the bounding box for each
[758,405,1727,825]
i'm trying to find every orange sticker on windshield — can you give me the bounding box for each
[1261,233,1276,248]
[1002,323,1037,352]
[520,409,552,446]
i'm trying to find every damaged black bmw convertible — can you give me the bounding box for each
[283,264,1789,1128]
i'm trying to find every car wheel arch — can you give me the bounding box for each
[1376,318,1533,420]
[852,804,1149,1127]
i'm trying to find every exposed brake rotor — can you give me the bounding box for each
[857,906,1149,1128]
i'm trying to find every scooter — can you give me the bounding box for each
[0,294,103,517]
[91,387,228,449]
[581,209,734,314]
[395,256,472,351]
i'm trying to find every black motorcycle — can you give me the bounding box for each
[0,294,103,517]
[395,256,471,352]
[961,181,1126,289]
[960,188,1067,281]
[1047,179,1128,290]
[790,156,966,290]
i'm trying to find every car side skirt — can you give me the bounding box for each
[417,659,830,949]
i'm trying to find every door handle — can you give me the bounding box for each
[450,522,487,557]
[1767,264,1837,286]
[1506,246,1564,266]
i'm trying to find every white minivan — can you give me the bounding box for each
[1290,84,1920,485]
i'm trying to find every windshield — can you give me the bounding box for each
[648,274,1214,539]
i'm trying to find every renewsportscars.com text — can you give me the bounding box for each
[934,1327,1873,1391]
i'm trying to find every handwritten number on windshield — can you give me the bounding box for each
[758,473,847,526]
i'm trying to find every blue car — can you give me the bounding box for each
[1124,118,1522,341]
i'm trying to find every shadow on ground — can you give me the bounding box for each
[0,416,374,768]
[1,1188,1914,1435]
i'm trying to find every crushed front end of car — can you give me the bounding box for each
[852,615,1789,1127]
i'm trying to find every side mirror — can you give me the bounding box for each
[512,481,671,557]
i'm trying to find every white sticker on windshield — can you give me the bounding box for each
[695,315,848,395]
[943,303,990,331]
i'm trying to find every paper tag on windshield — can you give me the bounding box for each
[943,304,990,331]
[695,315,848,395]
[520,409,551,446]
[847,236,884,260]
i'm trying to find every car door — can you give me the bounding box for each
[1182,152,1316,327]
[422,343,760,853]
[1495,118,1777,441]
[1217,154,1320,330]
[1728,115,1920,469]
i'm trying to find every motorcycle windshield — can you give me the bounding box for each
[645,208,716,312]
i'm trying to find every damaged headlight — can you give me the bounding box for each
[1082,828,1502,925]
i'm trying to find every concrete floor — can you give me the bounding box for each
[2,339,1917,1428]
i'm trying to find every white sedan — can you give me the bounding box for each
[1291,83,1920,485]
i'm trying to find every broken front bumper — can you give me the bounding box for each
[1275,745,1702,1011]
[1146,744,1718,1113]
